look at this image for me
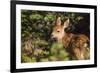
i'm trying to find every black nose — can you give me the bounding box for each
[51,36,57,42]
[52,38,57,42]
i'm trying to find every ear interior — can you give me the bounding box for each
[63,18,70,28]
[56,17,61,25]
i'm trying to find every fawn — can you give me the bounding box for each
[51,17,90,60]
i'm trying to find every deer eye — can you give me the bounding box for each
[57,31,60,32]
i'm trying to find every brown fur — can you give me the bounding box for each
[51,17,90,60]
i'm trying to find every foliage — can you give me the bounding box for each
[49,43,69,61]
[21,10,89,63]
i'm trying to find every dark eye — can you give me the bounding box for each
[57,31,60,32]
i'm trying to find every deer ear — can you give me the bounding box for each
[56,17,61,25]
[63,18,70,28]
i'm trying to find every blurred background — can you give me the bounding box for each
[21,10,90,63]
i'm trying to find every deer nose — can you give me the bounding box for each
[51,35,57,42]
[53,38,57,42]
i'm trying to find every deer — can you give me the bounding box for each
[51,17,90,60]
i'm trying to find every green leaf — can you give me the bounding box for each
[30,14,43,20]
[40,58,49,62]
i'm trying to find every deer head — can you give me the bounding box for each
[51,17,70,43]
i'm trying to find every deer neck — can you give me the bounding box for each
[62,33,73,48]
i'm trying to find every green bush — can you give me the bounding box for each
[49,43,69,61]
[21,10,89,63]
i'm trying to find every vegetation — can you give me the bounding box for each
[21,10,90,63]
